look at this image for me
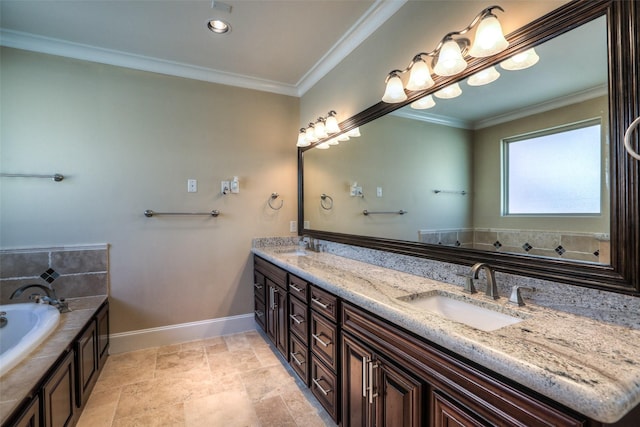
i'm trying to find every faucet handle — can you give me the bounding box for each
[509,286,536,306]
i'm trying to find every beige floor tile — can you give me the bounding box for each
[76,400,117,427]
[184,391,259,427]
[208,348,263,374]
[223,333,252,351]
[253,395,297,427]
[240,365,299,402]
[209,371,247,394]
[202,336,228,354]
[280,389,332,427]
[155,348,209,378]
[112,403,185,427]
[252,344,282,368]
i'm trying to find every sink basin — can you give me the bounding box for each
[398,291,524,332]
[274,249,307,256]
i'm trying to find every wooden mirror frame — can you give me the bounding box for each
[298,0,639,295]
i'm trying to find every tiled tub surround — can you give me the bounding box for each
[0,296,108,426]
[0,245,109,304]
[252,240,640,423]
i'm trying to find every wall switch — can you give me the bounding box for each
[221,180,230,195]
[230,176,240,193]
[187,179,197,193]
[350,182,363,197]
[377,186,383,197]
[303,221,310,229]
[290,221,297,232]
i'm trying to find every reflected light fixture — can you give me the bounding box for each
[328,138,340,146]
[296,128,310,147]
[316,142,331,149]
[381,5,507,103]
[434,83,462,99]
[325,111,340,134]
[346,127,361,138]
[337,133,350,142]
[467,66,500,86]
[500,48,540,70]
[411,95,436,110]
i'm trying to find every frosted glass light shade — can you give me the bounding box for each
[434,83,462,99]
[346,127,361,137]
[382,75,407,103]
[433,39,467,76]
[500,48,539,70]
[411,95,436,110]
[467,66,500,86]
[297,130,310,147]
[316,142,330,149]
[327,138,340,146]
[325,115,340,134]
[337,133,350,142]
[469,15,509,57]
[406,60,435,91]
[305,126,318,143]
[314,120,328,139]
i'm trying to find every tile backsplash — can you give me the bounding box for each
[0,244,109,304]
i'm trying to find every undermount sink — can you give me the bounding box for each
[274,249,307,256]
[398,291,525,332]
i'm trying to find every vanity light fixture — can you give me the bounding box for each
[305,123,318,143]
[346,127,361,138]
[316,142,331,149]
[314,117,328,139]
[411,95,436,110]
[297,129,310,147]
[500,48,539,70]
[337,133,350,142]
[434,83,462,99]
[381,5,508,103]
[325,111,341,134]
[328,138,340,146]
[467,66,501,86]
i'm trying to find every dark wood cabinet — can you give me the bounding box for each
[254,270,267,332]
[75,320,97,408]
[10,396,39,427]
[96,302,109,371]
[432,392,485,427]
[42,351,76,427]
[254,256,289,359]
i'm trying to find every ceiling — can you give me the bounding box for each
[0,0,404,96]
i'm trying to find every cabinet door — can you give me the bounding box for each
[266,280,278,344]
[11,395,40,427]
[96,302,109,370]
[42,351,76,427]
[342,333,374,427]
[274,283,288,358]
[432,392,485,427]
[376,356,422,427]
[76,319,98,408]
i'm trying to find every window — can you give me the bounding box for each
[504,119,602,215]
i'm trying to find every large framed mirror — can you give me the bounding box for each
[299,0,639,294]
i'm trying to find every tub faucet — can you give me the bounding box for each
[10,284,71,313]
[469,263,500,300]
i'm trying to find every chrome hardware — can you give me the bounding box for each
[312,377,332,396]
[362,356,368,398]
[1,173,64,182]
[10,284,71,313]
[144,209,220,217]
[623,116,640,161]
[362,209,407,216]
[320,194,334,210]
[268,193,284,210]
[311,297,331,310]
[0,312,7,328]
[509,285,536,306]
[312,333,331,347]
[289,283,303,293]
[362,356,379,403]
[290,352,305,366]
[469,262,499,300]
[456,273,477,294]
[289,314,304,325]
[254,310,264,317]
[254,283,263,290]
[368,360,379,404]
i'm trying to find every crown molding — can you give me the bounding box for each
[0,0,405,98]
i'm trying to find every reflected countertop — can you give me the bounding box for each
[253,246,640,424]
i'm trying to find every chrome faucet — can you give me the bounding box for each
[469,263,500,300]
[10,284,71,312]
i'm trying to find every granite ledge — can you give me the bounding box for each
[252,246,640,424]
[0,295,108,426]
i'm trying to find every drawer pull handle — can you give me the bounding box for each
[254,283,263,290]
[290,352,305,366]
[289,283,304,293]
[311,297,331,310]
[289,314,304,325]
[254,310,264,317]
[312,333,331,347]
[312,377,332,396]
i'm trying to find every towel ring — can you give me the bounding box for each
[320,194,334,210]
[624,116,640,161]
[268,193,284,210]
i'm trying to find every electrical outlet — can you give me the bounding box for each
[221,180,230,195]
[290,221,297,232]
[187,179,197,193]
[303,221,310,229]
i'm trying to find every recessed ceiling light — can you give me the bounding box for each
[207,19,231,34]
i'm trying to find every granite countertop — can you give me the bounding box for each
[0,295,107,426]
[253,246,640,424]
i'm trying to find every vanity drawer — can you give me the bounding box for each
[254,297,266,331]
[310,311,338,372]
[254,271,266,303]
[254,256,287,288]
[311,355,339,422]
[288,274,309,303]
[289,296,308,344]
[289,334,309,386]
[310,285,338,322]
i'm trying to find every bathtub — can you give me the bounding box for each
[0,303,60,376]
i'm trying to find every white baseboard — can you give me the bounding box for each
[109,313,256,354]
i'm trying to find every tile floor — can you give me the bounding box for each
[77,330,336,427]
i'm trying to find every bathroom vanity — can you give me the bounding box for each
[0,297,109,427]
[252,247,640,426]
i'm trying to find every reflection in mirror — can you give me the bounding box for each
[303,16,609,265]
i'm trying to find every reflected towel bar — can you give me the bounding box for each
[363,210,407,216]
[144,210,220,217]
[320,194,334,210]
[1,173,64,182]
[433,189,467,195]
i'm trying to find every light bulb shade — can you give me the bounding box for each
[410,95,436,110]
[381,74,407,103]
[305,126,318,143]
[434,83,462,99]
[314,120,328,139]
[327,138,339,145]
[406,60,435,91]
[469,15,509,57]
[433,39,467,76]
[325,114,340,134]
[500,48,539,70]
[337,133,350,142]
[346,127,361,137]
[297,130,310,147]
[316,142,330,150]
[467,66,500,86]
